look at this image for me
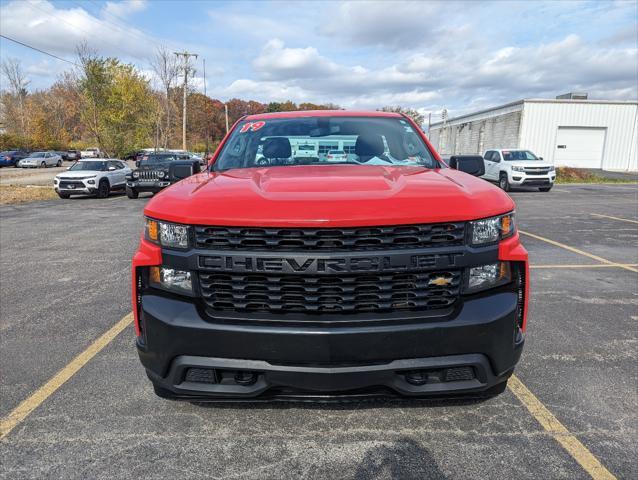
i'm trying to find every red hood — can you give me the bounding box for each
[144,165,515,227]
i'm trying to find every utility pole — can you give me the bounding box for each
[202,57,210,156]
[174,50,198,151]
[224,103,229,133]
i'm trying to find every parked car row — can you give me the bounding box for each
[54,153,201,200]
[0,149,87,167]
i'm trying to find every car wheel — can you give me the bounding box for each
[56,160,62,167]
[40,161,46,168]
[499,173,510,192]
[97,179,110,198]
[57,192,70,199]
[126,186,139,199]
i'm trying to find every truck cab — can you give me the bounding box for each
[482,149,556,192]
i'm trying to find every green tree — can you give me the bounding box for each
[379,106,425,127]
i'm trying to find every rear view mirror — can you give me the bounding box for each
[449,155,485,177]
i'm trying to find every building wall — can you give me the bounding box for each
[429,110,522,156]
[519,101,638,171]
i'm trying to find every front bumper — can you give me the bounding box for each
[509,173,555,186]
[127,180,170,192]
[137,290,524,399]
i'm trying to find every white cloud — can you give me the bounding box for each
[0,0,158,59]
[103,0,147,18]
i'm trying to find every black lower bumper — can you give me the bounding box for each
[137,291,524,400]
[127,181,170,193]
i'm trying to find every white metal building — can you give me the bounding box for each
[428,98,638,171]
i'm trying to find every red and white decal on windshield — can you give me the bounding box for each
[240,121,266,133]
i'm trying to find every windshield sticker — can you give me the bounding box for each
[240,121,266,133]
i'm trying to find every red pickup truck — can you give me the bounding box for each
[132,111,528,401]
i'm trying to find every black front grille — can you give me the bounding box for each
[200,270,461,315]
[138,170,161,181]
[524,168,551,175]
[59,181,85,189]
[194,223,465,251]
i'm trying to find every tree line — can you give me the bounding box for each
[0,46,424,157]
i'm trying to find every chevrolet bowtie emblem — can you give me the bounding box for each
[429,276,452,286]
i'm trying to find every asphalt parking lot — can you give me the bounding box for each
[0,184,636,479]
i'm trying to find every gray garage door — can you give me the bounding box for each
[554,127,606,168]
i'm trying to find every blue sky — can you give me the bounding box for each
[1,0,636,117]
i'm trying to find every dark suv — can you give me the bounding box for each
[126,153,200,199]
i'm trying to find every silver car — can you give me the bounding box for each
[18,151,63,168]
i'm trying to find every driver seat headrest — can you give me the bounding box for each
[263,137,292,159]
[355,134,385,158]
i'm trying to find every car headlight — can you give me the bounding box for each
[466,262,511,293]
[87,179,95,184]
[133,171,139,178]
[549,166,555,172]
[158,171,166,179]
[469,212,515,246]
[145,218,190,249]
[511,166,525,172]
[149,266,193,295]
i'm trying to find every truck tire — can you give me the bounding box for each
[97,179,110,198]
[56,160,62,167]
[126,186,139,199]
[41,161,46,168]
[539,186,552,192]
[499,173,510,192]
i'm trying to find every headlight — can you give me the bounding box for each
[145,218,190,249]
[87,179,95,184]
[466,262,511,293]
[133,171,139,178]
[549,165,555,172]
[54,178,59,184]
[149,266,192,295]
[469,212,515,246]
[158,171,166,179]
[511,166,525,172]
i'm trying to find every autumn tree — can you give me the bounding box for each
[151,46,180,148]
[1,58,30,140]
[379,106,425,127]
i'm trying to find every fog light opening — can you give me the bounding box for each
[404,370,429,386]
[185,368,218,384]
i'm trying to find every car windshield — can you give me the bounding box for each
[502,150,539,161]
[141,155,178,166]
[213,116,438,171]
[30,152,46,158]
[70,161,107,171]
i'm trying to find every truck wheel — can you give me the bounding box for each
[499,173,510,192]
[57,192,70,199]
[41,161,47,168]
[126,186,139,199]
[539,186,552,192]
[96,179,110,198]
[56,160,62,167]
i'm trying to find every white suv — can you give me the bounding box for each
[482,149,556,192]
[54,159,131,198]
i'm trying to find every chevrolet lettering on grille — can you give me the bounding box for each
[198,252,464,274]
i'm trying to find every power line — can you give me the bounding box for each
[0,34,79,67]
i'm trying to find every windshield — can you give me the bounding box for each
[30,152,46,158]
[213,116,438,171]
[70,161,107,171]
[502,150,539,161]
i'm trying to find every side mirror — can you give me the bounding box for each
[168,161,201,182]
[449,156,485,177]
[66,167,71,170]
[539,156,543,160]
[108,166,116,171]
